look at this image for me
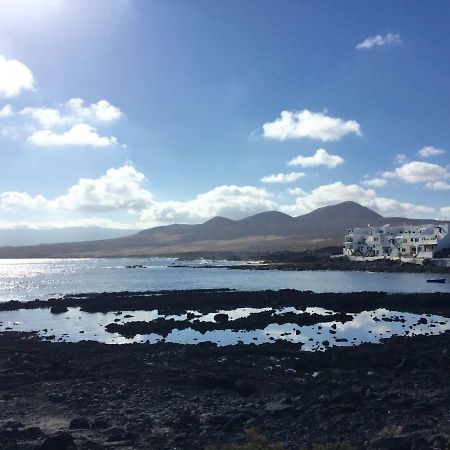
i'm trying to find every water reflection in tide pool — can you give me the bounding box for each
[1,307,449,351]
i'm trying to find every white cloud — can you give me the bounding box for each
[287,187,308,196]
[1,165,153,212]
[417,146,446,158]
[21,106,68,128]
[281,181,434,218]
[425,181,450,191]
[440,207,450,219]
[356,33,402,50]
[361,177,387,187]
[260,172,305,183]
[395,154,408,165]
[53,165,153,212]
[393,161,449,183]
[262,110,361,142]
[21,98,123,129]
[288,148,344,168]
[0,191,49,210]
[0,54,35,97]
[0,104,13,118]
[65,98,123,122]
[28,123,118,147]
[20,98,124,147]
[140,185,277,226]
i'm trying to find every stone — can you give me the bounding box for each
[69,417,90,429]
[40,432,74,450]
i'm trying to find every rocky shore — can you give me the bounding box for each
[2,289,450,317]
[2,290,450,449]
[2,331,450,449]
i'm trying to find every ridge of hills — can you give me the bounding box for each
[0,201,445,258]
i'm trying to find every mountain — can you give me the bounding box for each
[0,227,138,247]
[0,201,445,258]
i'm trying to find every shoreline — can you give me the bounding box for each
[2,289,450,315]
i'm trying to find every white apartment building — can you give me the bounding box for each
[343,223,450,259]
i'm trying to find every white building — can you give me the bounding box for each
[343,223,450,259]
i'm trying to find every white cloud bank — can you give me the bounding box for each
[260,172,305,183]
[0,54,35,97]
[1,165,153,212]
[281,181,434,218]
[262,109,361,142]
[417,146,446,158]
[0,165,442,230]
[140,185,278,226]
[356,33,402,50]
[288,148,344,168]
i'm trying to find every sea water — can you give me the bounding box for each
[0,257,449,302]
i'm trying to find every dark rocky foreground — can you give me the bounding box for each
[2,290,450,449]
[2,331,450,449]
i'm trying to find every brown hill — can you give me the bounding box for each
[0,201,443,258]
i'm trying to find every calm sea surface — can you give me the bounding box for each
[0,257,449,302]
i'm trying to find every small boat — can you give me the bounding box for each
[427,278,446,284]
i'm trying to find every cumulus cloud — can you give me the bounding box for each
[54,165,153,212]
[288,148,344,168]
[395,154,408,165]
[417,146,446,158]
[65,98,123,122]
[425,181,450,191]
[140,185,277,226]
[0,191,49,210]
[21,106,68,128]
[20,98,123,147]
[361,177,387,187]
[260,172,305,183]
[356,33,402,50]
[281,181,434,218]
[392,161,449,183]
[441,207,450,219]
[0,165,153,212]
[28,123,118,147]
[286,187,308,196]
[262,110,361,142]
[0,104,13,118]
[21,98,123,128]
[0,54,35,97]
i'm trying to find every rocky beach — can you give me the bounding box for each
[1,290,450,449]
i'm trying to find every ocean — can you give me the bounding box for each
[0,257,449,302]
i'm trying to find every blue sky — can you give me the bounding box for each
[0,0,449,230]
